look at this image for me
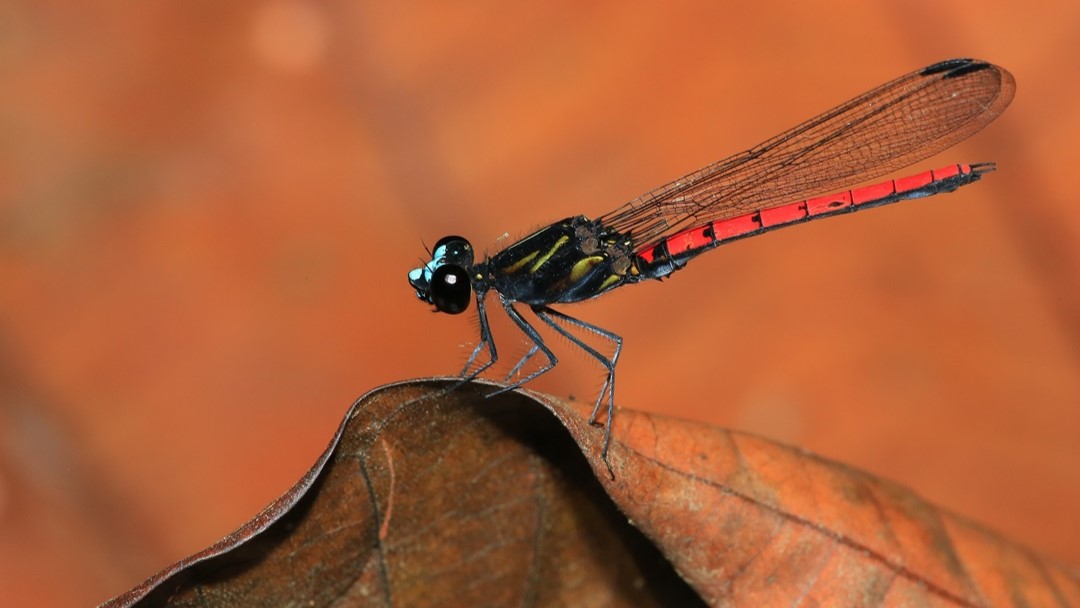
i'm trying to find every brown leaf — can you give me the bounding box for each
[101,379,1079,607]
[102,379,704,607]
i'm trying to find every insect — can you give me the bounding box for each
[408,58,1014,469]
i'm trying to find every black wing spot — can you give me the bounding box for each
[921,58,976,75]
[942,61,992,79]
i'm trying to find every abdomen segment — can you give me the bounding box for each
[635,163,994,280]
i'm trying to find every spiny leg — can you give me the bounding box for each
[533,305,622,465]
[533,306,623,422]
[461,341,486,376]
[457,291,498,383]
[505,344,540,382]
[485,296,558,397]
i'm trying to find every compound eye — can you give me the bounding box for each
[434,235,467,252]
[430,265,471,314]
[433,236,474,267]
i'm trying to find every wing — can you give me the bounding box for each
[599,59,1015,248]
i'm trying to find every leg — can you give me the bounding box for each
[485,296,559,397]
[504,343,540,381]
[458,291,497,381]
[533,305,622,467]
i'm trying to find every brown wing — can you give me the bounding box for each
[599,59,1015,248]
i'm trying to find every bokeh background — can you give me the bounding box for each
[1,2,1078,605]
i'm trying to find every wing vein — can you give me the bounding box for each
[598,59,1015,248]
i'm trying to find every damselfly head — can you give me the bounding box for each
[407,236,474,314]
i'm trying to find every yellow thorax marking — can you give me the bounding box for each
[529,235,570,273]
[501,250,539,273]
[598,274,621,291]
[569,255,605,283]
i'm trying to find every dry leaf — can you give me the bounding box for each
[101,379,1079,607]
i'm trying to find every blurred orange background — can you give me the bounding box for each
[1,2,1078,605]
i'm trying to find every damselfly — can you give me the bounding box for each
[408,58,1014,468]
